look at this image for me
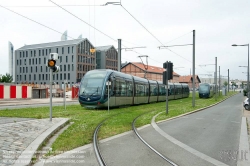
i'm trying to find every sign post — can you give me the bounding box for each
[106,81,111,113]
[64,80,67,111]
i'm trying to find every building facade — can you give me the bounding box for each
[179,75,201,89]
[15,38,95,88]
[95,45,118,71]
[121,62,180,82]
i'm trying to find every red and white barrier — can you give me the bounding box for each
[0,84,32,100]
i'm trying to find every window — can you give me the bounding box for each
[24,59,26,65]
[39,50,41,56]
[62,47,64,54]
[56,48,58,53]
[46,67,48,72]
[72,46,74,53]
[17,75,19,81]
[56,74,58,80]
[60,65,62,71]
[23,51,24,57]
[60,74,62,80]
[72,55,74,62]
[36,58,37,64]
[68,73,70,80]
[68,47,70,54]
[46,74,47,80]
[31,67,33,72]
[20,52,21,58]
[29,75,31,80]
[34,50,36,57]
[66,56,68,62]
[20,60,22,65]
[36,66,37,72]
[49,49,51,54]
[64,73,66,79]
[31,51,33,57]
[26,51,28,57]
[39,58,41,64]
[60,56,62,63]
[72,64,74,71]
[46,49,47,55]
[34,74,36,80]
[64,65,66,71]
[40,66,42,72]
[20,75,22,81]
[42,74,44,80]
[42,50,44,56]
[26,67,28,73]
[39,74,41,80]
[44,57,46,64]
[17,60,18,65]
[23,67,25,73]
[20,67,22,73]
[29,59,31,65]
[68,64,70,71]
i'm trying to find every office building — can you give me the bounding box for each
[15,38,96,88]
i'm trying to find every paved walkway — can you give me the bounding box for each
[0,118,69,166]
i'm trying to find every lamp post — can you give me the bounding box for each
[232,44,249,110]
[158,30,195,107]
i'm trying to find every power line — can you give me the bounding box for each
[3,5,103,8]
[120,5,165,46]
[0,5,75,39]
[49,0,117,42]
[165,31,193,44]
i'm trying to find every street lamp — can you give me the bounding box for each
[232,44,249,110]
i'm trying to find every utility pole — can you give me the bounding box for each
[219,66,220,96]
[228,69,229,92]
[215,57,217,100]
[118,39,121,72]
[192,30,195,107]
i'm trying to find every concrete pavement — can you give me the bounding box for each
[0,118,69,166]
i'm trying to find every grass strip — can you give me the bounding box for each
[0,92,237,154]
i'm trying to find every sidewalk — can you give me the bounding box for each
[0,98,78,106]
[0,118,69,166]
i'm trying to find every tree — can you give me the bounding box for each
[223,81,228,87]
[0,73,13,83]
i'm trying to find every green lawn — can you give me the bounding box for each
[0,92,237,154]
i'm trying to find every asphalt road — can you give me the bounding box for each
[157,93,243,166]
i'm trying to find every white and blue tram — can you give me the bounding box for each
[78,69,190,108]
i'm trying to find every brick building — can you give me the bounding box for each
[121,62,180,82]
[179,75,201,89]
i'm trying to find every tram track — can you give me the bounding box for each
[132,111,179,166]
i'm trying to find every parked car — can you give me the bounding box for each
[243,98,249,110]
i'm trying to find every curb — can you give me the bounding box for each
[13,118,69,166]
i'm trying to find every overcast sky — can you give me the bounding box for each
[0,0,249,81]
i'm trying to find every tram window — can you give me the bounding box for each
[136,84,145,96]
[115,79,126,96]
[150,85,157,96]
[127,81,133,97]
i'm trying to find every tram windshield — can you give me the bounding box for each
[79,70,107,96]
[199,84,209,92]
